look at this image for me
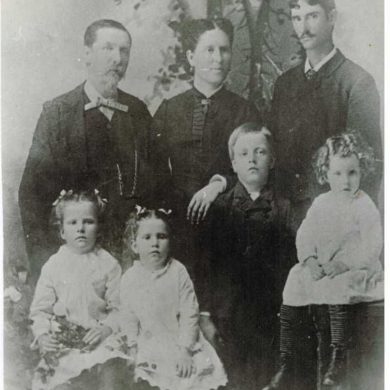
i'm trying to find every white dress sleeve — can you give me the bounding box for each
[296,197,321,263]
[30,260,57,339]
[119,273,140,348]
[101,257,122,332]
[177,264,199,350]
[335,195,383,270]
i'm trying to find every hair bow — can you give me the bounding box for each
[135,205,147,215]
[158,208,172,216]
[52,189,72,207]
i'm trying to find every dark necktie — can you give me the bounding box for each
[305,68,317,80]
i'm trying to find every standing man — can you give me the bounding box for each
[19,20,154,280]
[264,1,382,389]
[270,0,382,230]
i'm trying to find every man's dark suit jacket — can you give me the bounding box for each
[270,50,382,210]
[19,83,153,277]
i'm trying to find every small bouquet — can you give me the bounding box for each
[35,315,89,383]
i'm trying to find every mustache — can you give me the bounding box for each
[299,33,315,39]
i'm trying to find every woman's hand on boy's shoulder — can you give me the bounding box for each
[187,181,225,224]
[37,333,59,354]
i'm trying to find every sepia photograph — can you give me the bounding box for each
[2,0,384,389]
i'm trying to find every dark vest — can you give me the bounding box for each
[84,107,137,201]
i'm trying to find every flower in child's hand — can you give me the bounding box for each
[82,325,112,348]
[37,333,59,354]
[305,257,325,281]
[322,261,349,279]
[176,348,196,378]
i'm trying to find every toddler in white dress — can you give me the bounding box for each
[120,207,227,390]
[30,190,129,390]
[263,133,383,389]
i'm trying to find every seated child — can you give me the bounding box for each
[200,123,296,389]
[263,133,384,389]
[120,207,227,390]
[30,190,129,390]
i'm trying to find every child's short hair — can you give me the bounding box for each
[289,0,336,13]
[228,122,274,161]
[52,189,107,228]
[181,18,234,53]
[123,207,173,243]
[313,132,376,185]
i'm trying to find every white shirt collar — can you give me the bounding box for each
[249,191,260,201]
[304,47,337,73]
[84,80,116,121]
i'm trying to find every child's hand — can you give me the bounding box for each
[187,181,224,224]
[37,333,59,354]
[305,257,325,281]
[322,261,349,279]
[176,348,196,378]
[82,325,112,348]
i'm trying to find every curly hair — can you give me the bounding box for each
[313,132,376,185]
[51,189,107,229]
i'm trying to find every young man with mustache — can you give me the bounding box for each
[19,19,154,280]
[269,0,382,231]
[264,1,383,389]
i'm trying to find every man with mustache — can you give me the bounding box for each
[19,20,154,280]
[264,1,382,388]
[269,0,382,231]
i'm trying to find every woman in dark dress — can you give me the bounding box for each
[152,18,259,260]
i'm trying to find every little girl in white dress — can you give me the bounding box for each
[263,133,383,390]
[120,207,227,390]
[30,190,129,390]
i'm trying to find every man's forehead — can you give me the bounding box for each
[94,27,131,45]
[290,0,323,13]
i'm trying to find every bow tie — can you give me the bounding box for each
[84,97,128,112]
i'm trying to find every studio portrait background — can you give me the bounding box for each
[2,0,383,389]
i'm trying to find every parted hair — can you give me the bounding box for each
[123,208,172,243]
[84,19,132,47]
[228,122,274,161]
[313,132,376,185]
[52,189,107,228]
[289,0,336,13]
[181,18,234,53]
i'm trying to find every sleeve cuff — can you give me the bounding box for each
[209,175,227,192]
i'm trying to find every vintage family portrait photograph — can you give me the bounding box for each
[2,0,385,389]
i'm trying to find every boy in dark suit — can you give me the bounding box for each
[199,123,296,389]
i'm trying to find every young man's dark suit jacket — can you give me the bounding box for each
[270,50,382,227]
[19,83,153,278]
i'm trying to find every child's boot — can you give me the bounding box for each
[261,352,293,390]
[322,344,347,386]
